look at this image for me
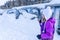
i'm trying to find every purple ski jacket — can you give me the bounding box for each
[40,17,55,39]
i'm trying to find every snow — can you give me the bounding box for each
[0,0,60,40]
[53,8,60,40]
[0,9,40,40]
[0,0,9,6]
[0,7,60,40]
[0,9,5,15]
[50,0,60,4]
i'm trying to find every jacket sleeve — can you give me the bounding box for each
[41,21,53,39]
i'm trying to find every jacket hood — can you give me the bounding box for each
[48,17,55,24]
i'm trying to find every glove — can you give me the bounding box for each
[36,34,41,39]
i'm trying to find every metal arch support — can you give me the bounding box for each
[13,8,23,19]
[7,8,22,19]
[20,7,42,20]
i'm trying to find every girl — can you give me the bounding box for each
[37,6,55,40]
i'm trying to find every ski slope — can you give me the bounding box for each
[0,0,60,40]
[0,7,60,40]
[0,9,40,40]
[0,6,60,40]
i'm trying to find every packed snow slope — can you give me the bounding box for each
[0,9,40,40]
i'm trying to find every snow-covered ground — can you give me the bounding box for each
[0,9,40,40]
[0,6,60,40]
